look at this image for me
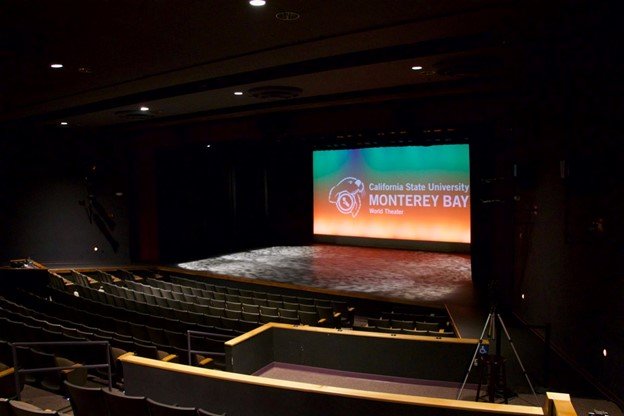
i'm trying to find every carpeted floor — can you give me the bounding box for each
[178,245,474,307]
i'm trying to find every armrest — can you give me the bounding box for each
[161,354,178,362]
[60,363,83,374]
[198,357,213,366]
[0,367,15,378]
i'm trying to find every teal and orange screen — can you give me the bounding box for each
[313,144,470,243]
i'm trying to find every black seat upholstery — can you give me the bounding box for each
[102,389,149,416]
[64,381,107,416]
[9,400,59,416]
[146,398,197,416]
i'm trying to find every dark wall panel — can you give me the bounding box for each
[0,131,130,266]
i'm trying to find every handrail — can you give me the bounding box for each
[186,330,226,366]
[10,340,112,399]
[544,392,578,416]
[120,354,546,416]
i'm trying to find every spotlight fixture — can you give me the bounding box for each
[50,63,63,69]
[249,0,266,6]
[411,66,423,71]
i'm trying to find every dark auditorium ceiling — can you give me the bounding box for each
[0,0,605,129]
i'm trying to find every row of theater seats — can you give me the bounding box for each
[366,317,452,332]
[49,273,263,336]
[148,275,354,327]
[125,278,342,328]
[0,338,86,397]
[0,293,228,373]
[58,271,345,329]
[64,381,224,416]
[1,381,224,416]
[353,325,455,337]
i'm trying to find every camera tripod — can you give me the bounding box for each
[456,306,538,405]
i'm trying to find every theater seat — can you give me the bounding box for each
[197,408,226,416]
[0,363,24,399]
[0,398,11,416]
[102,389,149,416]
[64,381,107,416]
[9,400,59,416]
[146,398,197,416]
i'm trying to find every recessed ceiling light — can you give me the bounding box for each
[60,121,68,126]
[206,144,211,148]
[603,348,607,357]
[411,66,423,71]
[276,11,300,21]
[50,63,63,69]
[115,192,124,197]
[93,246,99,252]
[140,106,150,111]
[249,0,266,6]
[234,91,244,96]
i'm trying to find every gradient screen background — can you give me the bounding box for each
[313,144,470,243]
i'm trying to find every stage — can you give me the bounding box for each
[177,244,476,309]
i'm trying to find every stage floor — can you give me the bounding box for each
[178,245,475,308]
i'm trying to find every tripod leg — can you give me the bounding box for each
[456,312,493,400]
[496,314,539,405]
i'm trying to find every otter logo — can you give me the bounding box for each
[329,177,365,217]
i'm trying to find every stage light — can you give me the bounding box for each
[603,348,607,357]
[521,293,525,300]
[249,0,266,6]
[411,65,423,71]
[234,91,244,96]
[60,121,68,126]
[93,246,99,252]
[206,144,211,148]
[140,106,150,111]
[50,63,63,69]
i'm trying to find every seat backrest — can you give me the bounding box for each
[146,398,197,416]
[102,389,149,416]
[0,398,11,416]
[64,380,107,416]
[197,408,225,416]
[10,400,58,416]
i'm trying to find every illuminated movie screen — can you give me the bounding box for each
[313,144,470,243]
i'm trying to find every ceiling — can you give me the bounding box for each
[0,0,606,130]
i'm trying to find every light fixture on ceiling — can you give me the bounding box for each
[411,66,423,71]
[275,11,300,21]
[60,121,68,126]
[140,106,150,111]
[233,91,244,96]
[249,0,266,6]
[50,63,63,69]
